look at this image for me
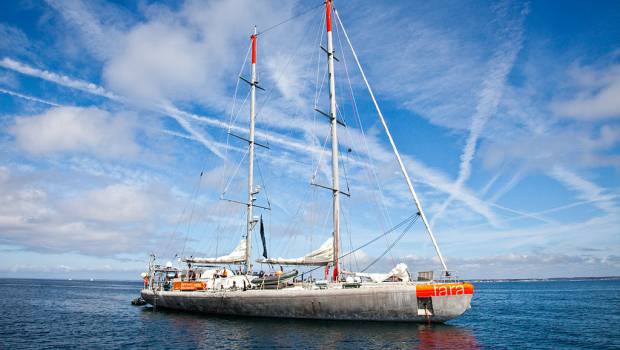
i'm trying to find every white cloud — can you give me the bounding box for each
[103,21,209,103]
[10,106,140,158]
[0,166,176,256]
[61,184,165,223]
[551,63,620,120]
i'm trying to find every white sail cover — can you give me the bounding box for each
[183,239,246,264]
[355,263,411,283]
[256,238,333,266]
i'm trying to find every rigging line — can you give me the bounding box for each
[253,6,320,152]
[301,213,418,276]
[341,202,358,271]
[221,43,251,194]
[315,62,329,109]
[310,6,326,174]
[361,215,419,272]
[221,149,249,197]
[310,129,332,183]
[258,6,321,116]
[339,148,351,194]
[255,153,271,208]
[160,170,204,261]
[229,90,251,134]
[279,183,311,247]
[192,187,243,259]
[336,10,449,273]
[313,10,328,109]
[227,43,252,132]
[334,10,392,229]
[340,213,417,264]
[333,19,397,267]
[257,2,324,36]
[313,9,327,109]
[180,171,207,259]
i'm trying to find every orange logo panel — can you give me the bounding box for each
[416,283,474,297]
[172,281,206,291]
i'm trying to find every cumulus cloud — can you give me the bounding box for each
[10,106,140,158]
[0,166,175,256]
[61,184,166,223]
[103,21,209,102]
[100,0,305,108]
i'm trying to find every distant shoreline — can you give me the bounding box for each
[468,276,620,283]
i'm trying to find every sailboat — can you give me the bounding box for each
[141,0,474,322]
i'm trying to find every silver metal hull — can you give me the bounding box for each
[141,284,472,322]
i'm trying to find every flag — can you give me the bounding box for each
[260,215,268,259]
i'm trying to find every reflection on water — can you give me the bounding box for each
[417,324,479,350]
[140,307,479,349]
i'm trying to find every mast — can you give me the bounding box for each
[245,27,258,274]
[325,0,340,281]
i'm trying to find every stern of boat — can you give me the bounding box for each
[415,282,474,322]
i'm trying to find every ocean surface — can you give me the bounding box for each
[1,279,618,349]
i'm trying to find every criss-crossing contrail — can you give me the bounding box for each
[431,1,528,227]
[1,57,503,223]
[0,88,60,106]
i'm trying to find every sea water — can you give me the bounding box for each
[1,279,618,349]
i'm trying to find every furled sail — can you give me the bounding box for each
[256,238,333,266]
[354,263,411,283]
[183,239,246,264]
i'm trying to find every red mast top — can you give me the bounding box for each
[326,0,332,33]
[251,34,257,64]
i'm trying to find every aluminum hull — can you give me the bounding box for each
[141,283,472,322]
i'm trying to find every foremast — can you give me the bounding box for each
[244,27,258,274]
[325,0,341,281]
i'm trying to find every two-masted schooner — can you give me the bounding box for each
[140,0,474,322]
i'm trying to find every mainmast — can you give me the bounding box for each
[325,0,340,281]
[245,27,258,274]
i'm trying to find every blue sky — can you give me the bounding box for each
[0,0,618,280]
